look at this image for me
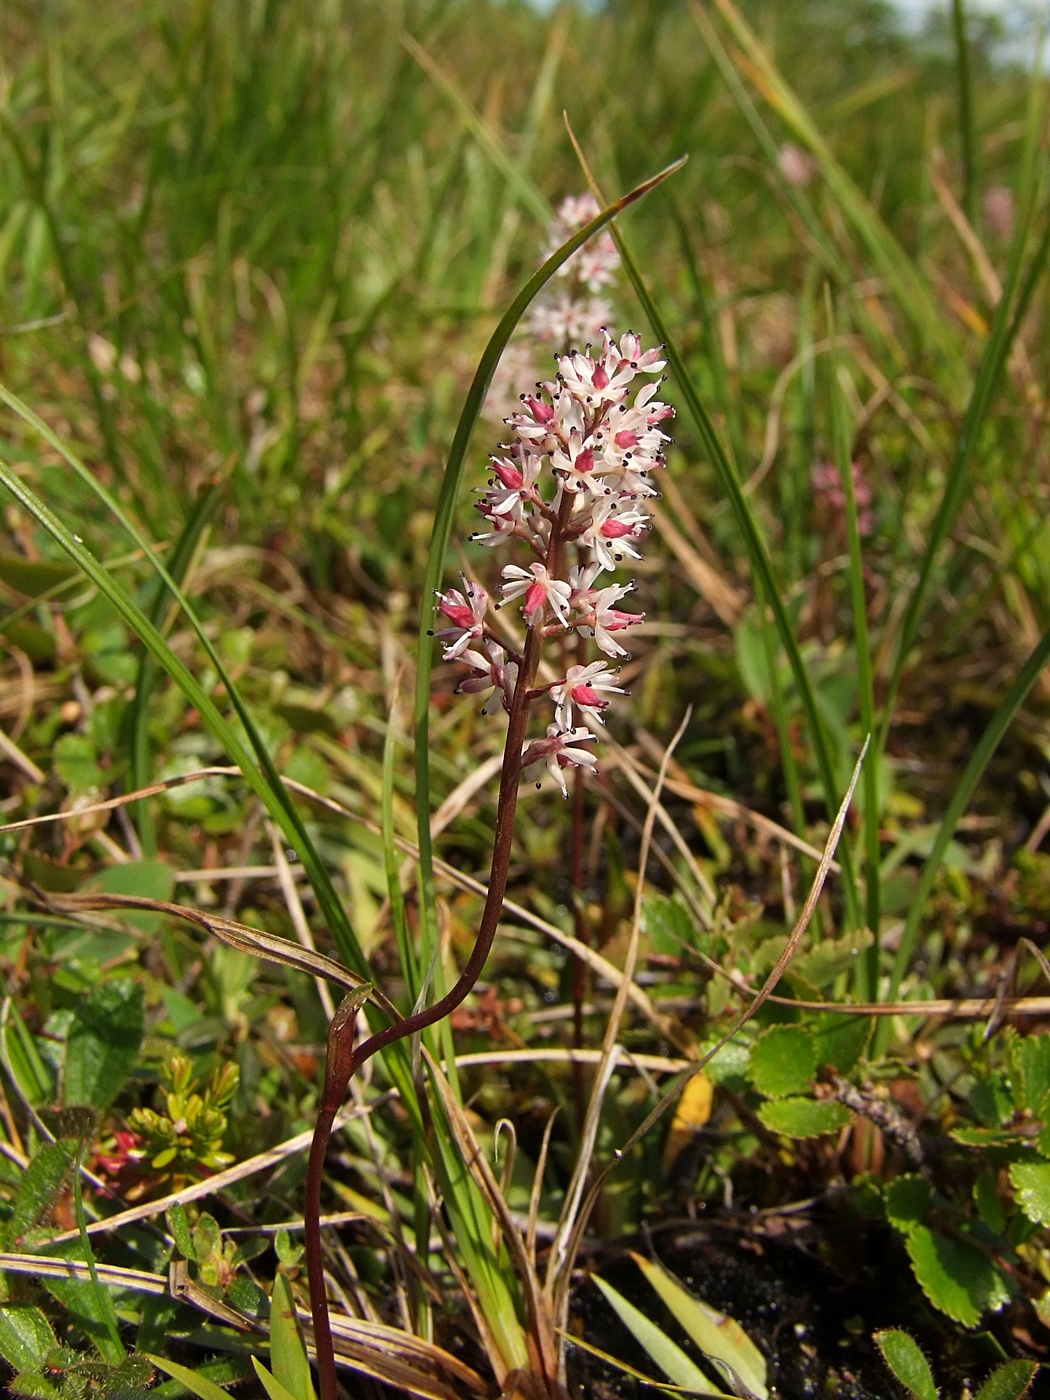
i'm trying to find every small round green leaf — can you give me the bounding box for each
[748,1026,817,1099]
[974,1360,1039,1400]
[874,1330,938,1400]
[757,1097,850,1138]
[884,1174,931,1235]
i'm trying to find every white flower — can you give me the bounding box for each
[550,661,624,730]
[521,725,599,798]
[582,582,645,658]
[500,562,571,626]
[578,499,650,571]
[434,578,488,659]
[457,641,518,713]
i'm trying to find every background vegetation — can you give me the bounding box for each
[1,0,1050,1396]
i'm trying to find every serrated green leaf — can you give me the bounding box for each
[0,1141,76,1249]
[166,1203,195,1261]
[699,1040,751,1090]
[268,1273,314,1400]
[1010,1035,1050,1118]
[905,1226,1011,1327]
[884,1175,931,1235]
[63,978,145,1110]
[970,1077,1014,1129]
[631,1254,768,1400]
[1009,1161,1050,1226]
[874,1330,938,1400]
[974,1361,1039,1400]
[593,1275,728,1395]
[811,1014,872,1075]
[951,1127,1030,1149]
[0,1308,59,1373]
[792,928,873,990]
[748,1027,816,1099]
[146,1356,235,1400]
[644,895,698,957]
[757,1097,850,1138]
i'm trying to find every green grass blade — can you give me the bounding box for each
[595,199,861,926]
[827,295,879,995]
[0,385,365,979]
[128,477,226,856]
[874,202,1050,765]
[951,0,977,226]
[707,0,961,373]
[413,159,687,966]
[382,692,416,1000]
[688,3,852,289]
[403,33,550,224]
[631,1253,768,1400]
[879,616,1050,1040]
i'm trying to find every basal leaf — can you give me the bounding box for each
[592,1275,728,1395]
[748,1027,816,1099]
[63,978,145,1110]
[9,1366,62,1399]
[87,860,176,933]
[0,1308,59,1374]
[630,1254,768,1400]
[0,552,77,596]
[146,1355,236,1400]
[268,1273,315,1400]
[757,1098,849,1139]
[874,1330,938,1400]
[1009,1161,1050,1227]
[0,1141,76,1250]
[52,734,105,794]
[974,1361,1039,1400]
[251,1358,302,1400]
[905,1226,1011,1327]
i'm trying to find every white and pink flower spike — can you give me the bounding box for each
[438,316,671,793]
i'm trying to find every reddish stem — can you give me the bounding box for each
[306,495,573,1400]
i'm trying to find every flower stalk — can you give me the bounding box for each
[305,326,672,1400]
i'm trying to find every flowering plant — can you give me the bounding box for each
[436,328,673,794]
